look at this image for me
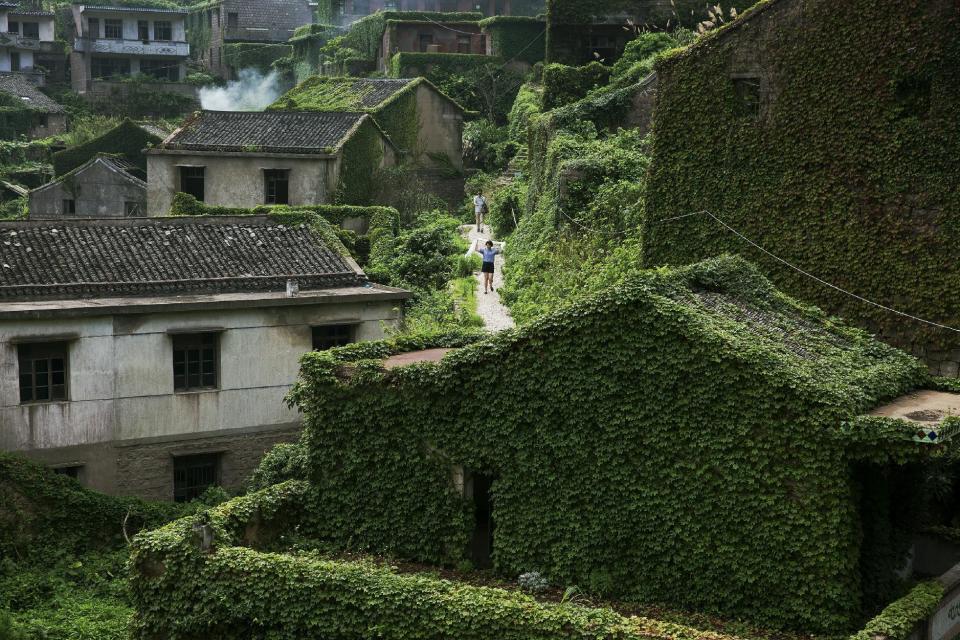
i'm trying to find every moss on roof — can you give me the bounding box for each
[270,76,467,114]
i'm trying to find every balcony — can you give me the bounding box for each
[73,37,189,57]
[0,32,60,52]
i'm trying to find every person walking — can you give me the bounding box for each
[473,192,488,232]
[475,239,500,294]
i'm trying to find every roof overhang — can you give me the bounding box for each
[145,148,340,160]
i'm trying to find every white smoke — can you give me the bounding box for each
[199,68,282,111]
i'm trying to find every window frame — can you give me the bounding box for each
[87,17,99,38]
[226,11,238,29]
[62,198,75,215]
[731,75,762,119]
[153,20,172,41]
[311,324,357,351]
[7,20,17,35]
[18,341,69,404]
[124,200,142,217]
[263,168,290,205]
[178,165,205,202]
[21,21,39,39]
[9,51,19,72]
[172,452,220,503]
[137,20,149,40]
[171,332,220,393]
[103,18,122,39]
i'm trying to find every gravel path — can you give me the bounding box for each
[465,224,514,332]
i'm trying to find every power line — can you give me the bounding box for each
[657,209,960,334]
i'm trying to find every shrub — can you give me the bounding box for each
[541,61,611,110]
[247,443,308,493]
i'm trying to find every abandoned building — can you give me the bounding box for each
[146,110,397,215]
[378,18,486,71]
[69,4,192,94]
[0,215,408,500]
[643,0,960,375]
[51,118,171,176]
[189,0,312,79]
[0,73,66,138]
[29,154,147,218]
[0,3,60,80]
[319,1,521,27]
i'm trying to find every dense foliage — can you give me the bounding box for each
[51,119,163,175]
[643,0,960,372]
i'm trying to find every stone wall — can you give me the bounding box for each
[415,167,465,211]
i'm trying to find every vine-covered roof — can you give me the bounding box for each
[270,76,466,114]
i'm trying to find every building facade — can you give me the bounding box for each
[146,111,397,215]
[323,0,518,26]
[70,4,191,93]
[29,154,147,218]
[379,20,486,71]
[0,3,59,78]
[0,216,408,500]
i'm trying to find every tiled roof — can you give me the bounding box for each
[9,9,55,15]
[160,111,369,154]
[99,154,146,183]
[80,4,189,13]
[338,78,417,109]
[0,216,365,300]
[0,2,18,8]
[0,74,65,113]
[272,76,466,113]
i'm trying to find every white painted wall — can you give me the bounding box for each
[82,11,187,41]
[0,300,401,450]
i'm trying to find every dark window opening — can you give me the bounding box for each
[172,332,218,392]
[894,76,932,119]
[87,17,98,38]
[227,12,238,28]
[124,200,142,216]
[7,20,17,34]
[21,22,38,39]
[140,58,179,81]
[263,169,289,205]
[153,20,172,41]
[732,77,761,118]
[467,470,496,568]
[104,19,122,39]
[53,465,83,480]
[62,198,75,215]
[91,56,130,79]
[18,342,68,403]
[457,35,471,54]
[312,324,356,351]
[36,113,47,127]
[9,52,19,71]
[589,35,616,62]
[173,453,220,502]
[179,166,204,201]
[138,20,149,40]
[419,33,434,52]
[207,10,213,28]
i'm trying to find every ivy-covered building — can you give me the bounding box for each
[0,73,66,139]
[643,0,960,376]
[188,0,311,79]
[316,0,540,27]
[51,118,171,176]
[146,110,398,214]
[271,77,465,170]
[29,153,146,218]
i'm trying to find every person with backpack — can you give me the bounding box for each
[473,192,488,232]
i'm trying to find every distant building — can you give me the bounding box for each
[378,18,486,71]
[320,1,520,27]
[146,110,398,215]
[189,0,312,79]
[0,3,60,80]
[0,73,66,138]
[29,154,146,218]
[69,4,191,93]
[545,0,675,65]
[0,215,408,500]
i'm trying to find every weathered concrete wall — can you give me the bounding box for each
[30,159,144,218]
[0,300,401,496]
[414,83,464,170]
[27,113,66,140]
[146,153,338,216]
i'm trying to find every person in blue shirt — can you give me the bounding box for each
[474,239,500,294]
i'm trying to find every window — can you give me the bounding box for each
[7,20,17,34]
[53,465,84,480]
[87,17,98,37]
[206,10,213,28]
[419,33,434,52]
[263,169,289,205]
[62,198,75,215]
[179,166,204,201]
[153,20,171,41]
[173,453,219,502]
[172,332,218,392]
[140,58,179,81]
[103,18,122,39]
[312,324,355,351]
[457,35,471,54]
[138,20,149,40]
[227,11,238,28]
[18,342,68,403]
[124,200,142,217]
[91,56,130,79]
[732,77,761,118]
[21,22,38,39]
[37,113,47,127]
[10,52,19,72]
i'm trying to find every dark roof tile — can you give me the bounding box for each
[0,74,65,113]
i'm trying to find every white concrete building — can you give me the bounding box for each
[0,3,58,77]
[0,216,408,500]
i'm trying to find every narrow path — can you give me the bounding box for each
[464,224,514,332]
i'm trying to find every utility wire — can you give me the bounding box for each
[658,209,960,333]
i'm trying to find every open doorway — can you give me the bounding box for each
[467,470,496,568]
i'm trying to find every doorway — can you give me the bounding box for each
[468,471,496,568]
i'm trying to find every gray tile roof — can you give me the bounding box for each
[0,216,364,300]
[161,111,369,154]
[333,78,417,109]
[0,74,65,113]
[98,154,146,184]
[9,9,55,16]
[80,5,189,14]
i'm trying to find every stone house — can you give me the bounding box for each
[146,110,397,215]
[642,0,960,375]
[0,215,408,500]
[189,0,312,79]
[0,73,66,138]
[0,3,61,79]
[29,154,147,218]
[69,4,192,93]
[378,19,486,71]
